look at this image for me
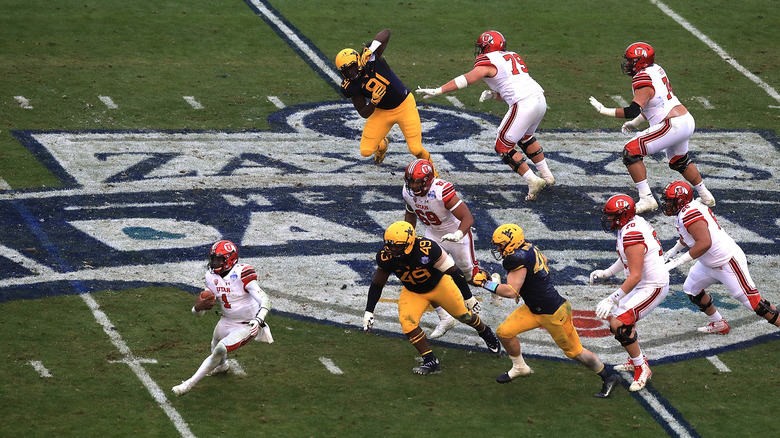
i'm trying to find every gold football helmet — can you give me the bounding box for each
[491,224,525,260]
[335,48,362,80]
[384,221,416,258]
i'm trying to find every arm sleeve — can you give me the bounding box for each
[365,282,383,313]
[447,266,473,300]
[246,280,271,320]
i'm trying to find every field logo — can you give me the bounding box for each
[3,102,779,363]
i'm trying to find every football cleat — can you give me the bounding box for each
[539,169,555,186]
[207,362,230,376]
[635,196,658,214]
[374,137,389,165]
[614,355,647,372]
[172,381,193,396]
[413,358,441,375]
[429,313,458,339]
[697,319,730,334]
[479,326,501,355]
[629,361,652,392]
[524,176,547,201]
[594,373,620,398]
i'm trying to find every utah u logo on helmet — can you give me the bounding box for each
[601,194,637,232]
[661,181,694,216]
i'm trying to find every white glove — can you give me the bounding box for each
[589,269,609,285]
[441,230,464,242]
[665,252,694,271]
[663,241,685,262]
[363,311,374,332]
[416,86,442,99]
[589,96,616,117]
[595,288,626,319]
[247,316,266,330]
[621,121,636,135]
[479,90,496,102]
[490,273,502,307]
[464,296,481,314]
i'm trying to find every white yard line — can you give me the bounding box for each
[445,96,465,109]
[706,356,731,372]
[28,360,53,377]
[267,96,285,109]
[81,293,195,438]
[14,96,33,109]
[318,357,344,375]
[98,96,119,109]
[183,96,204,110]
[650,0,780,106]
[227,359,247,376]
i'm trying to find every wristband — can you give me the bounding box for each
[482,280,499,293]
[368,40,381,52]
[454,75,468,89]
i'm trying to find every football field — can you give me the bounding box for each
[1,1,778,437]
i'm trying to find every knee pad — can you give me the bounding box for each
[520,137,543,158]
[213,342,227,357]
[501,149,525,173]
[689,290,713,312]
[755,299,779,325]
[614,324,637,347]
[669,153,692,174]
[622,147,644,166]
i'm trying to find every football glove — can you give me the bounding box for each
[441,230,464,242]
[665,252,694,271]
[589,269,609,285]
[479,90,496,102]
[363,311,374,332]
[415,86,442,99]
[371,86,386,105]
[465,297,481,314]
[247,316,266,330]
[595,288,626,319]
[663,241,685,262]
[359,47,372,67]
[589,96,616,117]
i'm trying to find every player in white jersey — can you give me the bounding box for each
[416,30,554,201]
[402,159,488,339]
[172,240,272,396]
[661,181,780,333]
[590,195,669,392]
[588,42,715,214]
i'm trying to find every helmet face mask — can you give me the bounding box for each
[404,159,435,196]
[491,224,525,260]
[474,30,506,57]
[601,195,636,232]
[384,221,416,259]
[621,42,655,76]
[209,240,238,275]
[335,48,362,81]
[660,181,694,216]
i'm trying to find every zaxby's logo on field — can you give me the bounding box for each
[2,102,779,362]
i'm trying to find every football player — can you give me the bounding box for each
[401,159,491,339]
[474,224,618,397]
[172,240,272,396]
[589,195,669,392]
[661,181,780,332]
[336,29,435,169]
[362,221,501,375]
[416,30,554,201]
[588,42,715,213]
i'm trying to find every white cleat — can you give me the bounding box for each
[629,361,652,392]
[429,312,458,339]
[525,177,547,201]
[635,196,658,213]
[172,381,193,397]
[614,355,647,372]
[539,170,556,186]
[207,362,230,376]
[697,319,730,334]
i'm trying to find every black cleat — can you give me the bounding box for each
[479,326,501,355]
[594,373,619,398]
[413,358,441,375]
[496,372,513,384]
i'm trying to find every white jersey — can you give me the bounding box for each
[402,178,480,279]
[631,63,683,125]
[204,263,260,321]
[402,178,461,237]
[474,51,544,105]
[617,215,669,288]
[675,199,739,268]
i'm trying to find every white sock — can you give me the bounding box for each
[507,354,529,377]
[534,159,550,174]
[709,310,724,323]
[190,351,225,384]
[635,180,652,198]
[435,306,450,320]
[631,354,644,367]
[521,169,538,182]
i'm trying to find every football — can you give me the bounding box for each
[198,289,216,310]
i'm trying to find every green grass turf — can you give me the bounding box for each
[0,0,778,436]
